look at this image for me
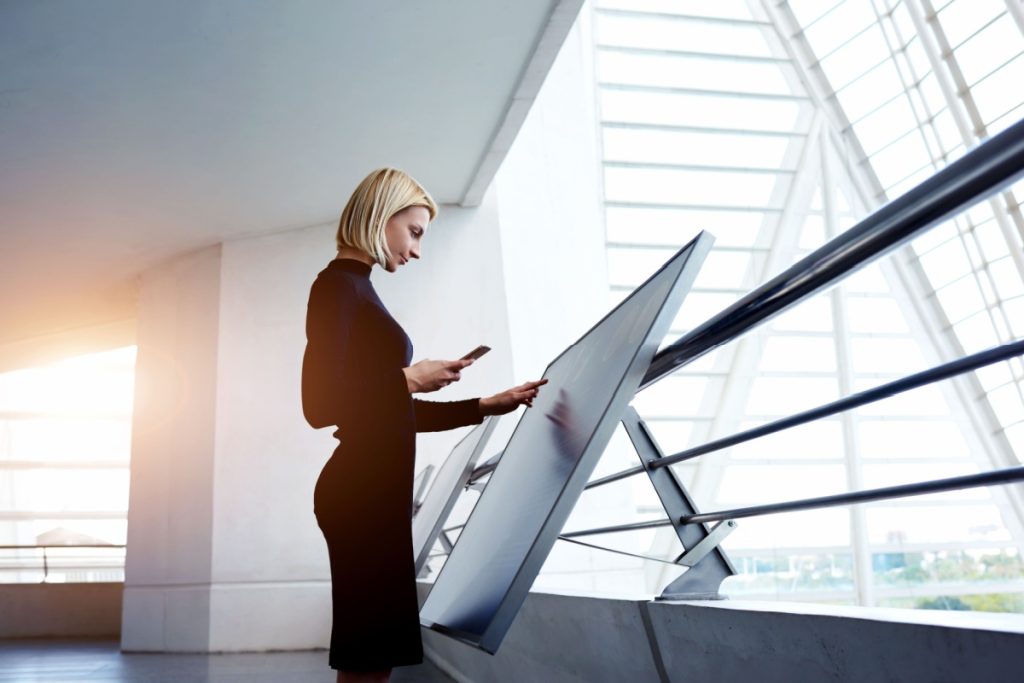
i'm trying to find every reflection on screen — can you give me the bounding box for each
[419,235,711,652]
[412,418,497,575]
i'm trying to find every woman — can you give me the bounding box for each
[302,167,547,683]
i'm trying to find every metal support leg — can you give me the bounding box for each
[620,406,736,600]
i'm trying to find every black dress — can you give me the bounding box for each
[301,257,482,671]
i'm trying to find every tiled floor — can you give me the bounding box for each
[0,639,455,683]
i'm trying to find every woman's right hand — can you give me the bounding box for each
[403,358,474,394]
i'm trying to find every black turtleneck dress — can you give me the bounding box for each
[301,258,483,671]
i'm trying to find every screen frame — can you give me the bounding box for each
[419,232,714,652]
[412,416,498,576]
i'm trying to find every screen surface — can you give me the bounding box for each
[419,233,712,652]
[411,417,497,575]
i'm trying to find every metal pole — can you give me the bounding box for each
[652,339,1024,469]
[584,339,1024,488]
[679,465,1024,525]
[640,117,1024,390]
[560,518,673,539]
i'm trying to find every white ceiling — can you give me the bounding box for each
[0,0,577,346]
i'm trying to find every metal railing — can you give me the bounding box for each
[0,544,126,583]
[446,116,1024,600]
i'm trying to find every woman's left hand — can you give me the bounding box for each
[479,378,549,416]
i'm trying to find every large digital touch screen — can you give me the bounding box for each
[412,417,498,575]
[419,233,713,653]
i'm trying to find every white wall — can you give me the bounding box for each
[121,4,611,653]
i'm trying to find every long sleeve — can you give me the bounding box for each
[413,397,484,433]
[302,271,409,431]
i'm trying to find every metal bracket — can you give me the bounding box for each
[621,406,736,601]
[674,520,736,567]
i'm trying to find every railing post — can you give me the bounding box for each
[620,406,736,600]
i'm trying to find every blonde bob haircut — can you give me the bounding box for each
[336,167,438,267]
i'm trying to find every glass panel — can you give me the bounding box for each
[971,54,1024,125]
[952,311,1000,354]
[729,418,844,460]
[597,51,796,95]
[858,419,969,459]
[917,237,972,288]
[804,1,878,58]
[595,13,774,57]
[602,127,794,168]
[770,295,834,332]
[846,296,910,334]
[606,206,766,247]
[867,505,1012,544]
[869,132,934,189]
[633,376,711,417]
[596,0,758,21]
[599,88,806,132]
[851,337,928,375]
[820,27,892,90]
[952,15,1020,84]
[760,335,838,372]
[0,469,129,512]
[716,464,848,505]
[862,463,986,501]
[937,0,1008,48]
[854,382,949,416]
[604,166,785,208]
[746,377,841,416]
[852,96,919,154]
[934,275,986,323]
[836,62,905,122]
[989,257,1024,300]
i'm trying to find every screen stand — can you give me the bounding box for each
[621,406,737,601]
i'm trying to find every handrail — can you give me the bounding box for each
[442,119,1024,599]
[0,544,124,549]
[584,338,1024,491]
[678,466,1024,525]
[640,117,1024,390]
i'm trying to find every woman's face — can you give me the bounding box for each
[383,205,429,272]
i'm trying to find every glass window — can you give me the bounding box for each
[595,13,775,57]
[952,311,1000,354]
[869,132,934,188]
[605,206,766,247]
[760,335,838,373]
[936,0,1008,48]
[852,97,919,154]
[951,15,1020,84]
[804,1,878,59]
[934,275,986,323]
[858,419,969,459]
[970,54,1024,125]
[746,377,841,416]
[821,27,892,91]
[604,166,787,209]
[599,88,807,132]
[597,50,796,95]
[851,337,928,376]
[771,295,834,333]
[835,62,905,122]
[602,127,793,168]
[846,296,910,334]
[597,0,759,21]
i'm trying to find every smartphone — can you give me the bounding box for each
[460,344,491,361]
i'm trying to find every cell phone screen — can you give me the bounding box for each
[461,345,491,361]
